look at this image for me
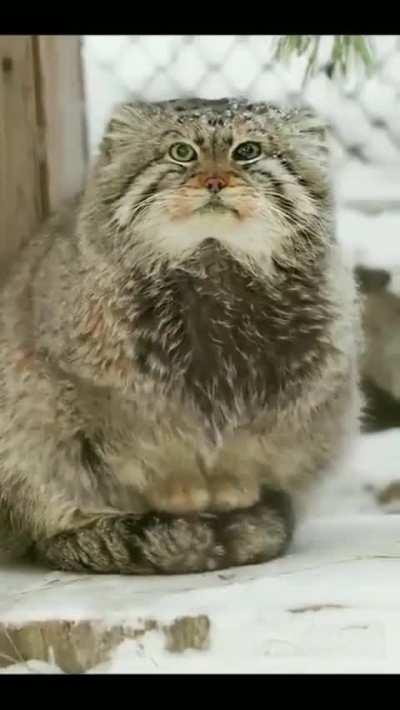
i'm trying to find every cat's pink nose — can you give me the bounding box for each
[203,176,228,193]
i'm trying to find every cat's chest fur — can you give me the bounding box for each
[131,241,330,426]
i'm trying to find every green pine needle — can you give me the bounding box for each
[274,35,375,85]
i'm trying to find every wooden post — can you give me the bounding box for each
[33,36,87,215]
[0,36,42,271]
[0,35,87,272]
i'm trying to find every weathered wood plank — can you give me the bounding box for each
[33,36,87,213]
[0,36,43,272]
[0,36,87,275]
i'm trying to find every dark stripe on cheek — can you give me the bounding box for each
[128,166,185,224]
[136,167,184,204]
[280,156,328,204]
[103,156,164,207]
[251,168,296,221]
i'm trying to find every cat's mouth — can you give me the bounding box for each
[195,196,240,218]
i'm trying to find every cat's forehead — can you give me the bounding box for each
[108,99,321,155]
[159,98,290,127]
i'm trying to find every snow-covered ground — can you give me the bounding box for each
[0,429,400,674]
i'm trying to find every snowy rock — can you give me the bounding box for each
[337,208,400,269]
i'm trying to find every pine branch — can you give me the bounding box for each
[273,36,375,85]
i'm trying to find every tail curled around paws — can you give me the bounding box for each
[35,488,294,575]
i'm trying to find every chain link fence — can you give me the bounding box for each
[82,35,400,207]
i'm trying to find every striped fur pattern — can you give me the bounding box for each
[0,98,362,574]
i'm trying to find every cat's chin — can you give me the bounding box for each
[194,202,240,218]
[143,211,283,265]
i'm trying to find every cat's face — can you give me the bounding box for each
[87,99,332,265]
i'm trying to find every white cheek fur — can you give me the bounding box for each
[141,211,287,267]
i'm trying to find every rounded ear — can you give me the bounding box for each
[283,106,330,163]
[281,106,331,171]
[292,107,328,140]
[100,101,147,159]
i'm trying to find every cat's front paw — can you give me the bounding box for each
[208,474,260,512]
[145,476,210,515]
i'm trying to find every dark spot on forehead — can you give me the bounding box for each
[162,97,258,120]
[168,98,234,113]
[158,97,296,136]
[207,116,225,127]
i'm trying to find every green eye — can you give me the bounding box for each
[169,142,198,162]
[232,141,262,162]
